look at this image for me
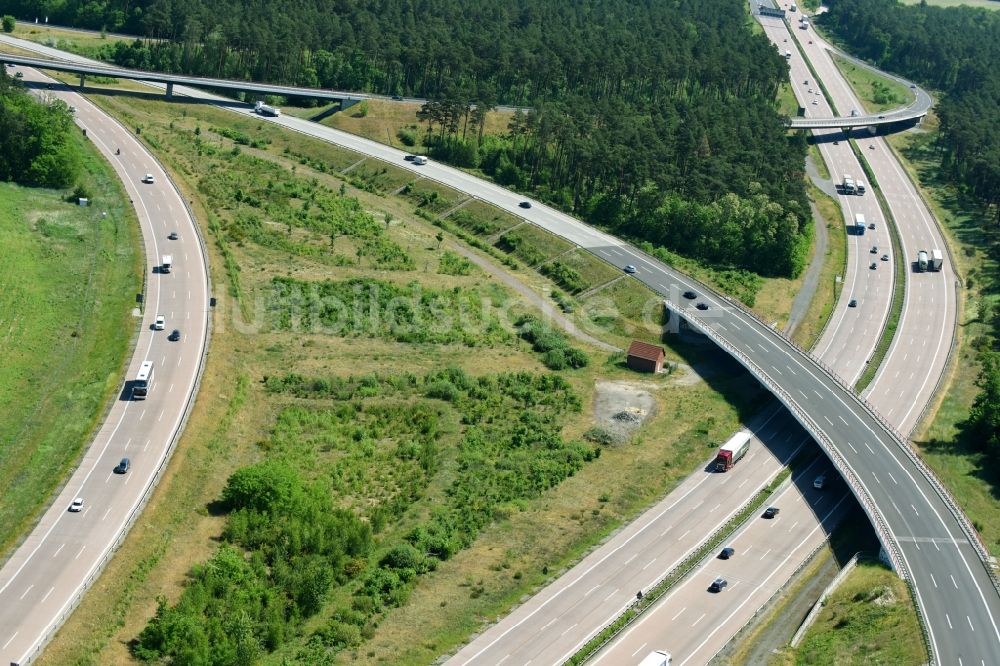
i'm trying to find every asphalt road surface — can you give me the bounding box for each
[0,65,210,665]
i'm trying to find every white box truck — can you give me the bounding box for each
[930,249,943,271]
[413,155,428,165]
[854,214,866,235]
[842,174,856,194]
[714,431,752,472]
[638,650,672,666]
[161,254,173,273]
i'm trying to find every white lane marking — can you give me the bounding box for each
[496,655,509,666]
[786,365,797,375]
[169,383,174,393]
[642,559,657,571]
[692,612,706,627]
[75,546,86,560]
[864,442,875,454]
[873,472,881,485]
[585,584,600,597]
[102,508,112,522]
[51,544,64,559]
[952,575,959,589]
[630,643,650,659]
[2,632,17,650]
[158,410,164,422]
[813,390,823,400]
[139,410,146,421]
[911,504,919,517]
[772,366,783,375]
[789,521,799,532]
[143,439,151,452]
[848,442,858,453]
[887,472,898,484]
[799,390,809,400]
[824,415,833,426]
[930,574,938,588]
[19,585,33,600]
[839,415,848,425]
[623,554,638,566]
[968,616,975,631]
[679,529,691,540]
[759,548,772,560]
[560,623,578,636]
[947,614,953,629]
[41,586,54,603]
[672,607,687,621]
[541,618,557,631]
[603,588,619,602]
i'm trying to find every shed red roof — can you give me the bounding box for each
[627,340,665,362]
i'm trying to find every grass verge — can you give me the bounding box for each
[0,133,141,560]
[831,54,914,115]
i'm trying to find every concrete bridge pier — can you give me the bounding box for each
[166,82,173,98]
[78,72,85,88]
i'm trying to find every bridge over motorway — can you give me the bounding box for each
[661,292,1000,664]
[0,53,369,108]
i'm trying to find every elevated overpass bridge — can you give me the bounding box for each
[660,290,1000,664]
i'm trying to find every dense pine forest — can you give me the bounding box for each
[6,0,811,278]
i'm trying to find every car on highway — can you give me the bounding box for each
[811,100,818,105]
[878,115,885,119]
[848,298,858,308]
[808,40,813,44]
[870,262,877,270]
[519,201,531,209]
[850,109,859,117]
[807,88,813,93]
[881,254,890,262]
[868,222,876,230]
[114,457,130,474]
[813,473,827,489]
[869,144,875,150]
[168,329,181,342]
[623,265,637,274]
[718,547,735,560]
[763,506,780,519]
[404,154,415,161]
[391,95,403,100]
[69,105,77,113]
[683,290,697,300]
[168,230,179,240]
[696,302,709,311]
[15,71,23,78]
[833,140,839,145]
[154,315,165,330]
[141,173,155,184]
[709,577,728,592]
[69,498,84,512]
[871,246,878,254]
[803,79,809,85]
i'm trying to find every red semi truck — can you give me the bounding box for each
[715,431,752,472]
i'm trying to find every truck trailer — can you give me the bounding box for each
[854,213,866,235]
[254,100,281,117]
[638,650,673,666]
[715,431,752,472]
[930,249,943,271]
[842,174,856,194]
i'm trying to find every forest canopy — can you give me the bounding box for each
[6,0,811,278]
[0,71,81,188]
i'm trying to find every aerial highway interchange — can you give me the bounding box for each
[0,3,995,663]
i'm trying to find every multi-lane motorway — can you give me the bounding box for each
[0,10,991,664]
[0,66,210,665]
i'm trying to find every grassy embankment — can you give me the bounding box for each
[34,88,775,665]
[830,54,914,115]
[0,133,141,558]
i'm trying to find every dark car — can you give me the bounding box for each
[696,302,709,311]
[168,329,181,341]
[719,547,735,560]
[870,262,878,269]
[868,222,876,230]
[763,506,780,519]
[404,154,415,161]
[870,246,878,254]
[114,457,130,474]
[15,72,23,78]
[391,95,403,101]
[709,577,729,592]
[848,299,858,308]
[519,201,532,209]
[168,231,179,240]
[683,290,697,300]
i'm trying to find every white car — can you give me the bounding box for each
[69,498,84,512]
[154,315,165,330]
[141,173,155,184]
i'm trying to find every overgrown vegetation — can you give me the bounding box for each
[134,369,595,662]
[268,277,512,347]
[515,314,590,370]
[0,70,81,187]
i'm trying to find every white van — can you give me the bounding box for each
[856,180,866,194]
[638,651,672,666]
[413,156,428,165]
[161,254,173,273]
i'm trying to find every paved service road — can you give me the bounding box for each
[0,66,210,665]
